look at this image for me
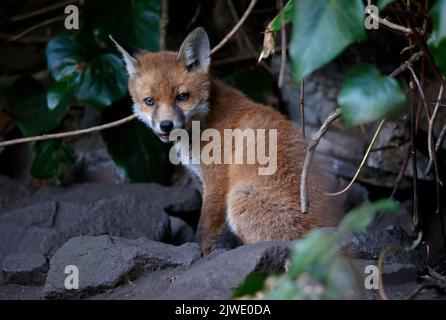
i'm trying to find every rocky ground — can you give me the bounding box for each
[0,175,445,300]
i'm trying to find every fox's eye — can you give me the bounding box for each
[143,97,155,106]
[176,92,189,102]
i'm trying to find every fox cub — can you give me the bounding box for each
[111,27,332,255]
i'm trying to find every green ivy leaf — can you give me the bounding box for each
[290,0,366,84]
[428,0,446,77]
[377,0,394,9]
[46,35,128,109]
[289,230,339,279]
[270,0,294,33]
[5,76,70,136]
[85,0,161,50]
[74,54,128,108]
[233,274,266,298]
[338,199,399,234]
[47,75,77,110]
[100,98,173,184]
[31,140,74,181]
[338,64,406,126]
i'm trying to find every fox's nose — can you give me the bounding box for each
[159,120,174,133]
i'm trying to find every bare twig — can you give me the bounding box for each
[325,119,386,197]
[277,0,287,88]
[427,85,444,188]
[425,123,446,174]
[226,0,275,76]
[8,0,81,22]
[407,64,431,121]
[300,80,305,139]
[389,52,423,78]
[409,81,420,233]
[160,0,169,50]
[390,145,411,199]
[0,115,137,148]
[210,0,257,55]
[366,0,413,35]
[300,108,341,213]
[7,16,65,43]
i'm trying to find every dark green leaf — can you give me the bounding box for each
[270,0,294,33]
[223,69,273,104]
[46,35,128,109]
[31,140,74,180]
[233,274,266,298]
[377,0,394,10]
[46,35,86,82]
[290,0,366,84]
[85,0,161,50]
[338,199,399,234]
[47,75,77,110]
[289,230,339,278]
[100,98,173,184]
[338,64,406,126]
[74,54,128,108]
[428,0,446,77]
[5,76,70,136]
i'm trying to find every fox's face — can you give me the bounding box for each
[111,28,211,142]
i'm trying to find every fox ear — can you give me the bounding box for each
[177,27,210,73]
[109,35,142,76]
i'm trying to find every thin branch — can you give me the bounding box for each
[210,0,257,55]
[300,80,305,139]
[8,0,81,23]
[425,123,446,174]
[325,119,386,197]
[7,16,65,43]
[407,64,431,121]
[277,0,287,88]
[409,80,420,233]
[300,108,341,213]
[160,0,169,50]
[226,0,275,76]
[427,85,444,184]
[366,0,413,35]
[389,52,423,77]
[390,145,411,199]
[0,115,137,148]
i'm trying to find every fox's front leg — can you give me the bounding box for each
[197,191,226,256]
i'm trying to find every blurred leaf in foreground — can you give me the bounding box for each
[290,0,366,84]
[428,0,446,77]
[338,64,406,127]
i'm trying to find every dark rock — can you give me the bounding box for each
[1,253,48,285]
[160,241,291,299]
[340,226,424,267]
[0,194,172,262]
[169,217,195,245]
[43,235,200,299]
[71,148,128,184]
[0,284,44,300]
[40,195,171,256]
[0,223,56,264]
[1,183,201,218]
[371,201,413,235]
[0,175,30,209]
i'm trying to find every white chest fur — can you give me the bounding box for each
[174,142,204,188]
